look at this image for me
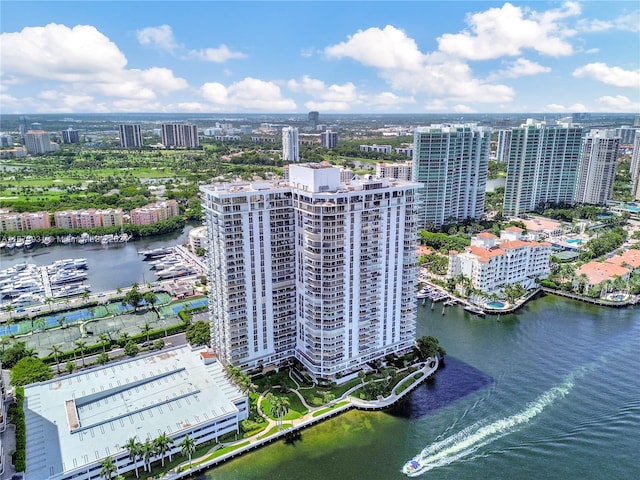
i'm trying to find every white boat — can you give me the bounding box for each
[77,232,90,244]
[402,459,426,477]
[0,241,6,249]
[24,235,34,248]
[15,237,25,248]
[43,235,54,246]
[7,237,16,249]
[101,234,114,245]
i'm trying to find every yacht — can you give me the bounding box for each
[402,459,426,477]
[42,235,54,246]
[15,237,25,248]
[24,235,35,248]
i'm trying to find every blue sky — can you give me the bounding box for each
[1,1,638,114]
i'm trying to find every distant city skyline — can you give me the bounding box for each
[1,1,638,114]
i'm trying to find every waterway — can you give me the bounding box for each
[197,295,640,480]
[0,224,197,292]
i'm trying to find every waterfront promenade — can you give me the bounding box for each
[162,356,440,479]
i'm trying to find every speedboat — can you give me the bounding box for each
[402,459,425,477]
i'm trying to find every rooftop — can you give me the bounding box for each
[24,345,245,479]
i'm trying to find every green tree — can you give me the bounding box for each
[143,291,159,317]
[180,434,196,469]
[1,341,30,368]
[153,432,173,467]
[415,335,446,361]
[124,341,139,357]
[66,360,75,374]
[99,332,111,353]
[10,357,53,386]
[139,323,152,343]
[97,352,110,365]
[185,320,210,346]
[269,394,290,429]
[100,456,117,480]
[75,340,87,367]
[49,344,63,373]
[124,437,142,479]
[141,439,154,473]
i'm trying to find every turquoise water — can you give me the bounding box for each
[198,295,640,479]
[486,301,505,309]
[565,239,582,244]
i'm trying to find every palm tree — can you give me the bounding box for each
[49,344,63,373]
[45,296,55,312]
[81,291,90,305]
[124,437,142,479]
[269,394,290,429]
[99,333,110,353]
[180,434,196,470]
[141,439,154,472]
[139,323,152,343]
[100,456,117,480]
[153,432,173,467]
[3,305,15,320]
[75,340,87,367]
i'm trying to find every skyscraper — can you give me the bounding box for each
[282,126,299,162]
[24,130,54,154]
[61,128,80,144]
[503,121,584,217]
[161,123,199,148]
[575,130,620,205]
[321,130,338,149]
[201,164,419,380]
[308,111,319,129]
[631,132,640,200]
[118,124,143,148]
[412,124,490,228]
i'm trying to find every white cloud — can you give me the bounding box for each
[584,48,599,54]
[573,63,640,88]
[325,25,425,70]
[0,23,127,83]
[544,102,588,112]
[136,25,179,52]
[453,104,476,113]
[190,45,247,63]
[577,11,640,32]
[200,78,296,111]
[487,58,551,81]
[595,95,640,112]
[0,23,189,111]
[437,2,579,60]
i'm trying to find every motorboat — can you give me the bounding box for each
[402,459,426,477]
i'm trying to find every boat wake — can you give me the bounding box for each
[402,366,590,476]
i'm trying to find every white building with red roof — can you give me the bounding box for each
[448,229,552,293]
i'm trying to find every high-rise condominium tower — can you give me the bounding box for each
[161,123,199,148]
[24,130,54,154]
[201,164,419,380]
[118,124,143,148]
[321,130,338,149]
[412,124,489,228]
[308,111,319,129]
[282,126,299,162]
[503,121,584,217]
[630,132,640,200]
[575,130,620,205]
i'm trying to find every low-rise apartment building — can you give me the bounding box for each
[448,227,552,293]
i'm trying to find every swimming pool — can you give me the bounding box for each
[566,239,582,244]
[487,301,506,309]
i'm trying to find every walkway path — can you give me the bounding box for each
[164,356,440,479]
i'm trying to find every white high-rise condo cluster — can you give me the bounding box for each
[201,163,420,381]
[321,130,338,149]
[575,130,620,205]
[282,126,299,162]
[117,124,143,148]
[161,123,199,149]
[412,124,489,228]
[502,120,584,217]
